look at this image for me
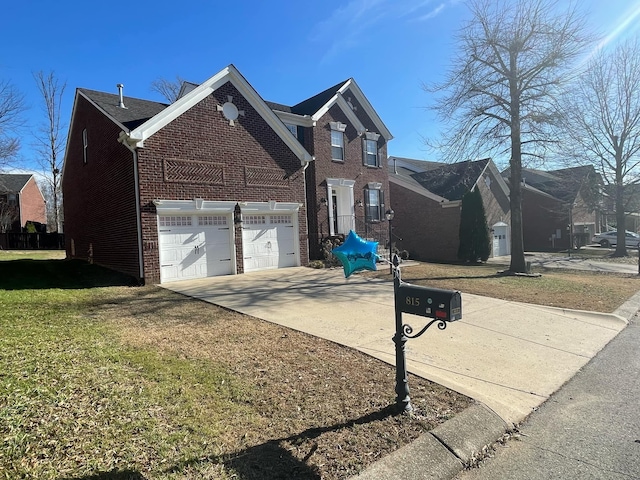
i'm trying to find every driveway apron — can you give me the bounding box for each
[163,267,627,426]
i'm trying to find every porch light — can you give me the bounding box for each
[356,199,363,207]
[385,209,394,274]
[320,197,328,206]
[195,198,204,210]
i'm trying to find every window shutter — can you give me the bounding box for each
[362,137,367,166]
[364,188,371,222]
[379,190,385,220]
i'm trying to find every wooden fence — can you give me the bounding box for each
[0,233,65,250]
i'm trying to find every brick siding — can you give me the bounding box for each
[304,102,389,259]
[19,177,46,228]
[62,94,141,279]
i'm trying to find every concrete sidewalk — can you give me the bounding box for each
[163,267,627,426]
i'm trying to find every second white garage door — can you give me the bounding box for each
[242,214,297,272]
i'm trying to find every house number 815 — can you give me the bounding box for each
[405,296,420,306]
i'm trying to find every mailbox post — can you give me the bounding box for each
[392,255,462,412]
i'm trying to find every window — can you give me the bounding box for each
[364,139,377,166]
[363,132,380,167]
[284,123,298,139]
[159,216,192,227]
[331,130,344,161]
[82,129,88,164]
[7,194,17,206]
[364,187,384,222]
[198,216,227,226]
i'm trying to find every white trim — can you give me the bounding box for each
[154,199,237,214]
[273,110,315,127]
[312,93,366,135]
[121,65,314,166]
[326,178,356,188]
[338,79,393,141]
[238,201,301,213]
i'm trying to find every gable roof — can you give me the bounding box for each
[78,89,169,131]
[268,78,393,141]
[411,159,491,201]
[118,65,313,165]
[505,165,599,203]
[290,80,349,115]
[388,156,446,174]
[0,174,34,193]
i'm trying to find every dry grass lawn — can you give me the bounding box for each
[366,259,639,312]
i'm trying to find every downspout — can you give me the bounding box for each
[118,131,144,282]
[302,159,311,265]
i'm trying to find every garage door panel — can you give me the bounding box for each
[242,216,297,272]
[159,215,233,282]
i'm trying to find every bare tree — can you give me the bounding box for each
[428,0,591,272]
[0,199,18,232]
[33,71,66,232]
[562,38,640,256]
[0,78,26,170]
[150,75,185,103]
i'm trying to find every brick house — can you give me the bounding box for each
[388,157,511,262]
[508,166,602,251]
[0,174,47,233]
[62,65,391,284]
[265,80,393,260]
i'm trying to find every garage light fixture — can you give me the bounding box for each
[195,198,204,210]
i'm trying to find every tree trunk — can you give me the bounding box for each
[614,140,627,257]
[508,51,527,273]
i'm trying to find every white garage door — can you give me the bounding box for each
[242,214,297,272]
[158,214,233,282]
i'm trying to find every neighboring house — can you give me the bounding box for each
[0,174,47,233]
[388,157,511,262]
[601,184,640,233]
[505,166,601,251]
[62,65,391,284]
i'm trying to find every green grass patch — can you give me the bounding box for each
[0,288,251,479]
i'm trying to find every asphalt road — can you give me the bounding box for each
[455,310,640,479]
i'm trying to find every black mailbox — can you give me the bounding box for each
[396,283,462,321]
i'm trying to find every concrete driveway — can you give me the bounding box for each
[163,267,627,426]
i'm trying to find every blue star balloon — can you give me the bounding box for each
[332,230,378,278]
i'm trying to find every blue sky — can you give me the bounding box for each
[3,0,640,175]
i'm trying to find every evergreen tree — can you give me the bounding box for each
[458,188,491,263]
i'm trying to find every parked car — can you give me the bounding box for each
[591,230,640,248]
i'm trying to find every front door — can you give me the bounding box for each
[330,186,354,235]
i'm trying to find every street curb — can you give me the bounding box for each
[352,404,509,480]
[614,289,640,322]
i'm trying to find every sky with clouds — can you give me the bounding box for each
[2,0,639,177]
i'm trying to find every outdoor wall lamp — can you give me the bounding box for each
[385,209,394,273]
[356,199,363,207]
[320,197,328,206]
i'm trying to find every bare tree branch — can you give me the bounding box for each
[150,75,185,103]
[426,0,592,272]
[0,78,26,169]
[561,38,640,255]
[33,70,66,232]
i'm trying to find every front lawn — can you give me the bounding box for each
[0,257,471,479]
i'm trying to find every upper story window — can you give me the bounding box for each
[330,121,347,162]
[364,182,384,222]
[82,128,88,164]
[363,132,380,167]
[284,123,298,139]
[7,193,17,206]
